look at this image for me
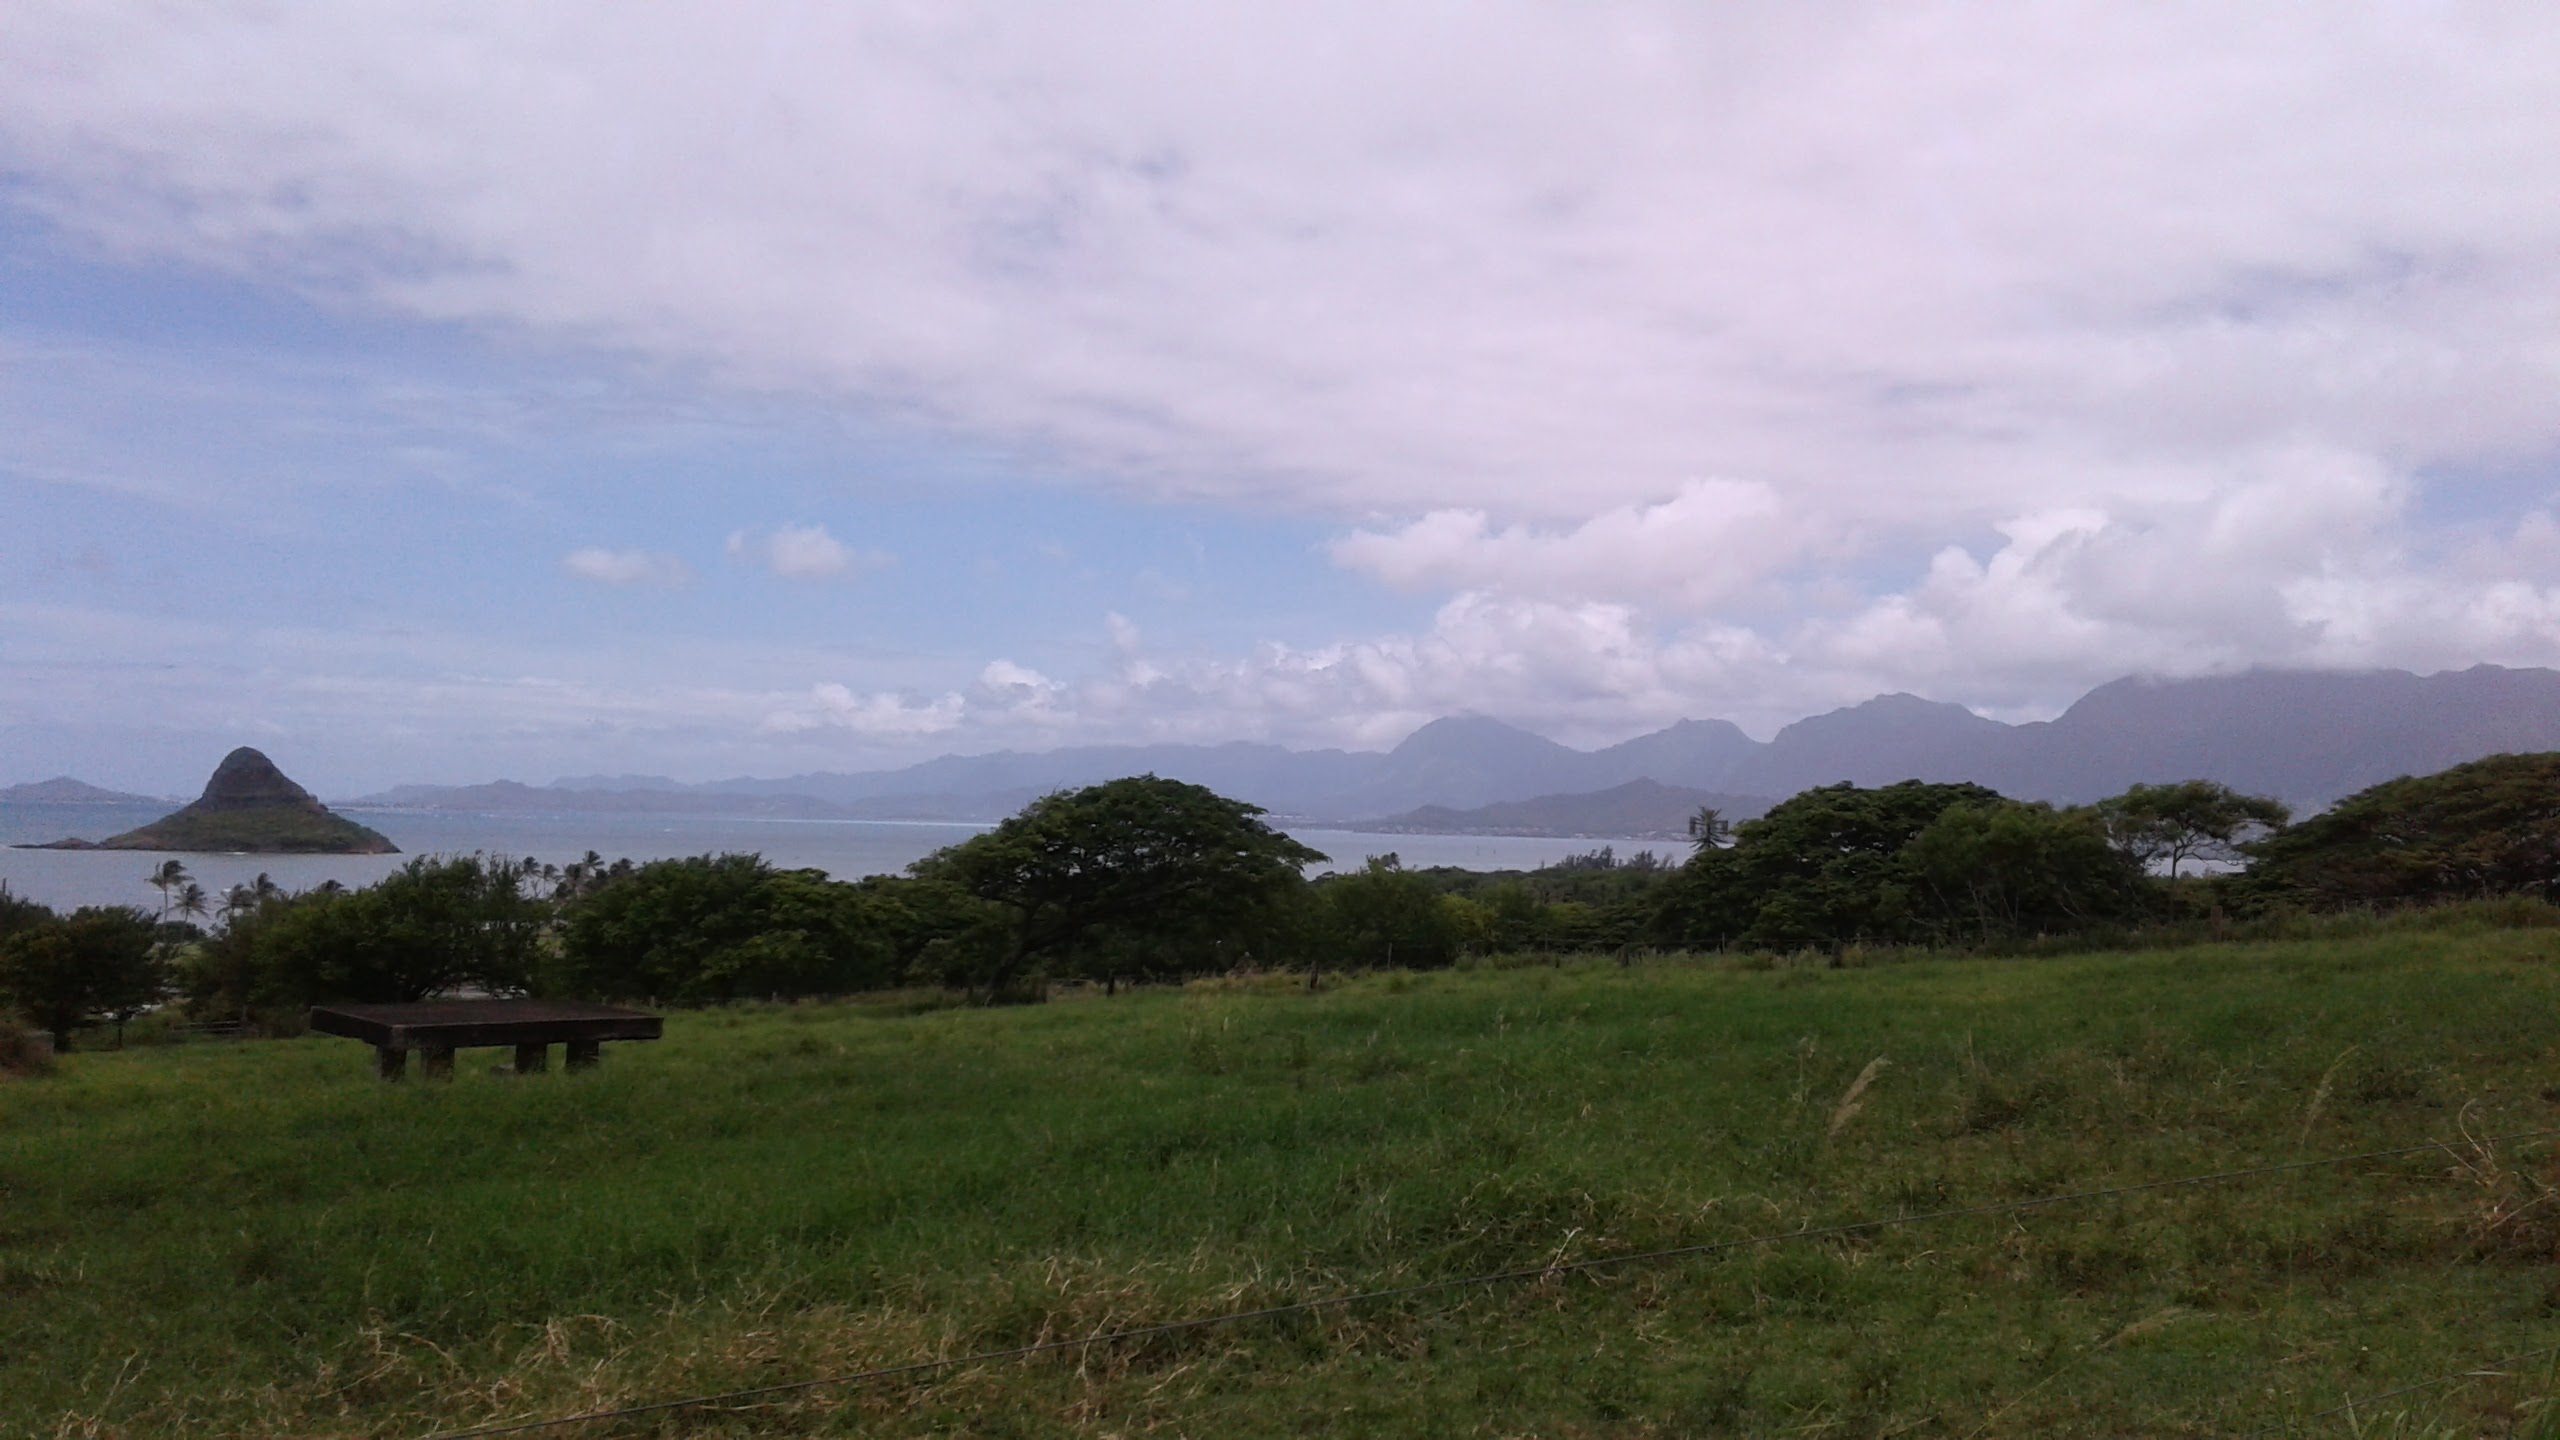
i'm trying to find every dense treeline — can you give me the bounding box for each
[7,755,2560,1045]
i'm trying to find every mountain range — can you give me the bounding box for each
[18,748,397,854]
[326,665,2560,830]
[0,777,167,806]
[1345,779,1771,840]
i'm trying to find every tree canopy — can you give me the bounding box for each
[0,904,162,1050]
[2243,753,2560,909]
[557,853,897,1003]
[2094,780,2290,879]
[914,774,1325,997]
[1649,781,2152,951]
[184,854,549,1010]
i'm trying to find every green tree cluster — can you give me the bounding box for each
[93,752,2560,1030]
[1648,781,2151,952]
[912,775,1325,997]
[1316,855,1465,970]
[184,855,550,1012]
[0,900,164,1050]
[2242,753,2560,909]
[555,854,899,1003]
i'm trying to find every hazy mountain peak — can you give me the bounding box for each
[313,666,2560,827]
[1389,714,1571,759]
[1772,692,2001,742]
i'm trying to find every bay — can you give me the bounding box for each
[0,803,1675,914]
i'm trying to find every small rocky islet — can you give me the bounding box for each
[16,748,398,855]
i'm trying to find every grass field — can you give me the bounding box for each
[10,914,2560,1437]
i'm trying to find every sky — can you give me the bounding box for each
[5,3,2560,796]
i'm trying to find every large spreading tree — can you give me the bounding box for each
[2243,752,2560,909]
[2093,780,2291,879]
[914,775,1326,998]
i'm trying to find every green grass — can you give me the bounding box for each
[10,922,2560,1437]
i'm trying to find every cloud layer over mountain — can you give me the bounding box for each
[5,4,2559,788]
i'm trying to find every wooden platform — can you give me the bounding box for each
[309,999,662,1079]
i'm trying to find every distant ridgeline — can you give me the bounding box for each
[15,748,397,855]
[321,664,2560,831]
[0,777,163,806]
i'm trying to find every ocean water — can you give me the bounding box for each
[0,803,1674,914]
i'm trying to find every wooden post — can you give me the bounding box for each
[377,1045,408,1081]
[513,1042,548,1075]
[422,1045,455,1081]
[566,1040,601,1071]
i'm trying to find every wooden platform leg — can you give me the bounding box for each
[422,1045,455,1081]
[514,1042,549,1075]
[565,1040,601,1071]
[378,1045,408,1081]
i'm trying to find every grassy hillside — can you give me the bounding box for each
[8,918,2560,1436]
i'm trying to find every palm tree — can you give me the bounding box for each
[175,881,210,926]
[1686,805,1731,851]
[558,850,605,900]
[252,872,282,904]
[218,884,255,928]
[148,859,190,918]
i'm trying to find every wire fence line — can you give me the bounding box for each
[420,1124,2560,1439]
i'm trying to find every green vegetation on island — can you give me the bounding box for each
[17,747,397,855]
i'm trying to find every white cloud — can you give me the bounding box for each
[7,3,2555,536]
[1331,480,1806,609]
[10,5,2560,764]
[561,547,690,587]
[764,683,965,736]
[725,524,890,580]
[973,659,1062,716]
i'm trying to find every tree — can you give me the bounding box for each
[148,859,190,919]
[914,776,1326,1000]
[1686,805,1732,851]
[1649,781,2005,952]
[69,907,165,1047]
[556,854,895,1003]
[0,888,52,945]
[854,875,1013,994]
[1477,880,1549,953]
[1320,855,1464,970]
[2094,780,2291,879]
[2243,753,2560,910]
[0,905,162,1050]
[245,855,553,1005]
[1903,800,2150,941]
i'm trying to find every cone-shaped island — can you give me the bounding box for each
[17,748,399,854]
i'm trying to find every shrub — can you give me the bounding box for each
[0,1019,55,1079]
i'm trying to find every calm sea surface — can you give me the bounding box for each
[0,803,1675,913]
